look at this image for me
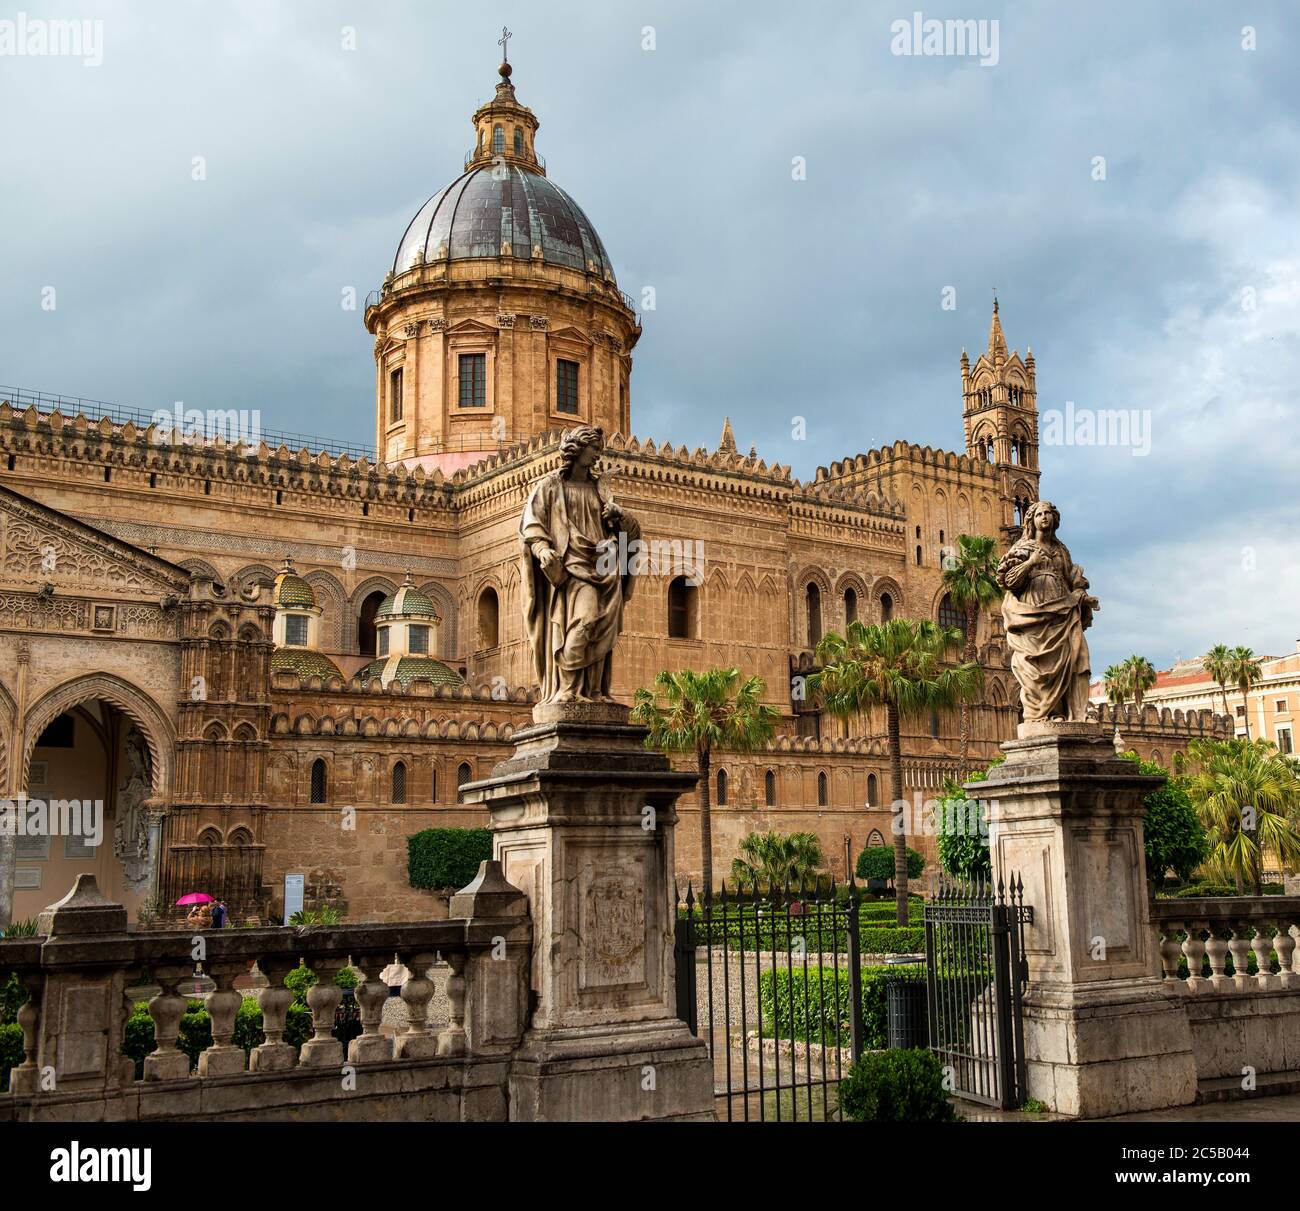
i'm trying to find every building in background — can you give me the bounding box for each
[0,58,1226,925]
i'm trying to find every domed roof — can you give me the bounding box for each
[358,656,463,690]
[270,648,342,681]
[376,575,440,620]
[393,164,615,282]
[273,564,315,609]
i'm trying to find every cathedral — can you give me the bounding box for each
[0,58,1224,926]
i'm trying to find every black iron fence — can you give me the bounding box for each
[674,873,1032,1120]
[923,875,1031,1110]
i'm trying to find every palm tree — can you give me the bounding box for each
[1227,647,1263,740]
[1181,738,1300,895]
[807,618,983,926]
[632,667,779,900]
[1203,644,1234,720]
[941,534,1003,776]
[1121,654,1157,711]
[729,830,825,893]
[1103,663,1130,746]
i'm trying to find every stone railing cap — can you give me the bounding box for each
[36,874,129,937]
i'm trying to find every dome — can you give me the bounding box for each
[376,575,439,620]
[270,648,342,681]
[392,164,615,282]
[273,567,315,609]
[358,656,463,690]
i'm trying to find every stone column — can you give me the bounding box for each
[974,722,1197,1117]
[461,702,714,1122]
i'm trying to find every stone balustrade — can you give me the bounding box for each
[1151,898,1300,992]
[1,866,532,1122]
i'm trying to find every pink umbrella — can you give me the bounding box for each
[175,892,214,906]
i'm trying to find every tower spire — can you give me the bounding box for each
[987,294,1008,363]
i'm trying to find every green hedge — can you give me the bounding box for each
[679,905,925,954]
[759,964,924,1049]
[407,827,493,890]
[839,1048,957,1122]
[860,927,925,954]
[0,1021,23,1090]
[856,846,925,883]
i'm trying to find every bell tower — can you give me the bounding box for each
[961,298,1041,530]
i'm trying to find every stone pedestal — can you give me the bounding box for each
[461,702,715,1122]
[973,722,1197,1118]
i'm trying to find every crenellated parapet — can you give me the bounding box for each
[1091,702,1232,738]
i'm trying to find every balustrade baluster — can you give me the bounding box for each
[438,950,468,1057]
[1278,923,1300,991]
[1252,925,1278,992]
[349,953,396,1064]
[394,951,437,1060]
[199,964,247,1077]
[1158,923,1185,986]
[1228,931,1252,992]
[250,960,298,1072]
[299,958,345,1067]
[10,975,42,1094]
[145,967,194,1081]
[1182,924,1209,993]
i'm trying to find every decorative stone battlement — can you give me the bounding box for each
[1091,701,1232,738]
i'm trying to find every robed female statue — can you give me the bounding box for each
[997,500,1099,723]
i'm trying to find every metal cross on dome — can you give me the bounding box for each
[498,26,511,63]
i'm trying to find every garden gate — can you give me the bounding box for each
[923,874,1031,1110]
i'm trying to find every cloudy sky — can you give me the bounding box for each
[3,0,1298,671]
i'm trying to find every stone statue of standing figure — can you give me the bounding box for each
[997,500,1099,724]
[520,426,641,704]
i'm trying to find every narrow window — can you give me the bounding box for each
[391,761,407,804]
[377,627,389,657]
[764,769,776,807]
[478,588,500,649]
[513,127,523,155]
[806,583,822,647]
[938,593,966,637]
[389,368,403,422]
[844,587,857,626]
[285,615,309,646]
[492,125,504,152]
[408,625,429,654]
[457,762,472,802]
[880,593,893,623]
[817,772,828,807]
[458,353,486,408]
[430,766,438,803]
[915,546,922,566]
[667,576,694,639]
[358,590,386,656]
[310,759,327,804]
[867,773,878,806]
[556,358,580,414]
[716,769,728,806]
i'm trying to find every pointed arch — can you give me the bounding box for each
[21,673,175,799]
[305,569,348,650]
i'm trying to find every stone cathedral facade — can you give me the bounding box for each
[0,61,1225,926]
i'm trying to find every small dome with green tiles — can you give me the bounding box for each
[376,572,439,620]
[273,558,316,609]
[270,647,342,681]
[358,656,462,690]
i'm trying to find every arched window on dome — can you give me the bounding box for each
[358,590,386,657]
[492,125,504,153]
[391,761,407,805]
[477,587,500,650]
[310,759,328,804]
[513,127,523,155]
[409,625,429,655]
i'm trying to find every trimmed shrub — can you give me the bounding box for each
[856,846,924,884]
[407,827,493,890]
[860,927,925,954]
[839,1048,957,1122]
[1119,752,1208,888]
[0,1021,24,1091]
[759,964,924,1049]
